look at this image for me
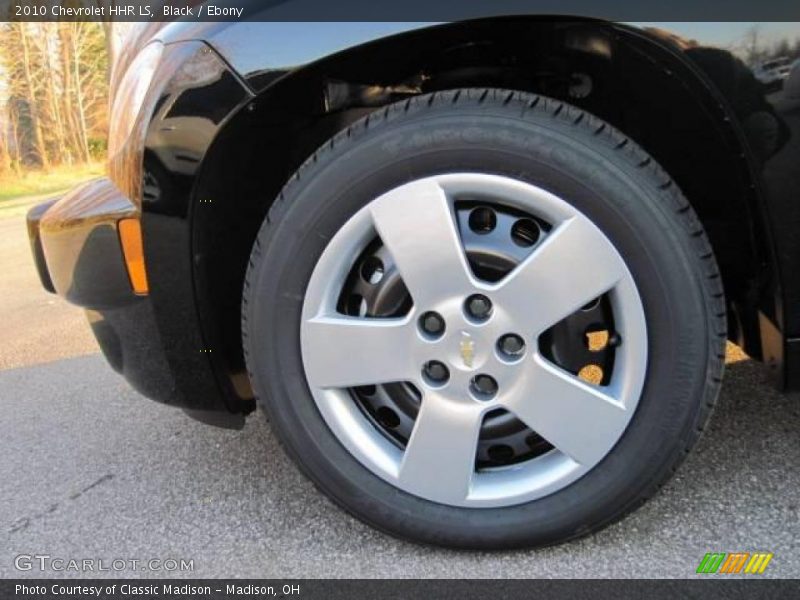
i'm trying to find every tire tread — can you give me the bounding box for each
[242,88,726,548]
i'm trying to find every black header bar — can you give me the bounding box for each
[2,0,800,22]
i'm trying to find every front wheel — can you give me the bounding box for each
[242,89,725,549]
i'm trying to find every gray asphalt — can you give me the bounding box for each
[0,213,98,370]
[1,350,799,579]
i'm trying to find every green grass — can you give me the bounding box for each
[0,162,104,218]
[0,162,104,203]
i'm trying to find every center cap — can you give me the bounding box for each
[459,331,476,369]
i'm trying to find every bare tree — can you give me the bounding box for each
[0,134,11,176]
[17,23,50,168]
[0,20,109,171]
[7,103,24,173]
[742,25,763,65]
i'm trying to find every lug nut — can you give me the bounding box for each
[465,294,493,321]
[498,333,526,358]
[423,360,450,385]
[471,374,498,399]
[419,311,445,337]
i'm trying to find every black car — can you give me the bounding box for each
[27,16,800,549]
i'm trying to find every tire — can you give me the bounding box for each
[242,89,725,549]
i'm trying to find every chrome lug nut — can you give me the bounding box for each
[423,360,450,384]
[471,374,498,399]
[465,294,493,321]
[498,333,526,358]
[419,312,446,337]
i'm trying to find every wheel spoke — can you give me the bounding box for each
[492,217,627,334]
[502,356,629,465]
[303,316,413,388]
[370,179,474,306]
[399,394,483,503]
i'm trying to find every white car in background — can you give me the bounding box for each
[753,56,792,91]
[786,58,800,100]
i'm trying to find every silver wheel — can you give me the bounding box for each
[300,173,647,508]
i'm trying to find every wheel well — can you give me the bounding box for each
[193,19,771,402]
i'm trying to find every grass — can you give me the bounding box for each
[0,162,104,203]
[0,162,104,218]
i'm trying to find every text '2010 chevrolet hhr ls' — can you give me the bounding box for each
[27,16,800,548]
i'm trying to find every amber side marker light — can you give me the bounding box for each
[118,218,149,295]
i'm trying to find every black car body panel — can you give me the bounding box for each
[28,37,253,426]
[27,17,800,425]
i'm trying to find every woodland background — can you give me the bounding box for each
[0,22,113,199]
[0,22,798,203]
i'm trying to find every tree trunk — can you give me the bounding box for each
[0,136,11,176]
[42,25,70,165]
[18,23,50,169]
[62,23,91,163]
[8,108,22,175]
[74,49,92,163]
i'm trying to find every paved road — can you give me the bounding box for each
[1,203,799,579]
[0,212,98,371]
[1,349,798,579]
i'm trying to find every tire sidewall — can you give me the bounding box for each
[245,101,713,548]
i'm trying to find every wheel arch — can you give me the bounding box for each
[191,18,779,403]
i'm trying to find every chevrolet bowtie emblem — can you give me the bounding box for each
[459,332,475,368]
